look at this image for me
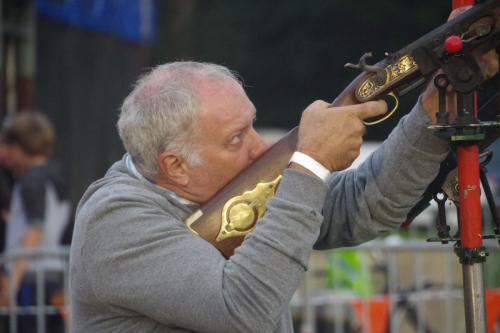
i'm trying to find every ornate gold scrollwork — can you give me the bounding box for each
[356,54,418,101]
[216,175,282,242]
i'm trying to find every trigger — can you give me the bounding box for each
[363,92,399,126]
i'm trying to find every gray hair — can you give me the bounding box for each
[117,61,241,178]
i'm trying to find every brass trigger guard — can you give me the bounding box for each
[363,92,399,126]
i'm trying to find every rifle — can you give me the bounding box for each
[185,0,500,258]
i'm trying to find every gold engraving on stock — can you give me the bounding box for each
[216,175,282,242]
[356,54,418,101]
[388,55,418,80]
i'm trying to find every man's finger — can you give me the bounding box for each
[354,100,388,120]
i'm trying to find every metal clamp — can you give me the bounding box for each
[454,244,489,265]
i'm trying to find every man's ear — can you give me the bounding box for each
[157,151,189,186]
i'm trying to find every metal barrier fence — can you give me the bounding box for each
[292,238,500,333]
[0,247,70,333]
[0,241,498,333]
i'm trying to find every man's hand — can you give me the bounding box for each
[297,100,387,172]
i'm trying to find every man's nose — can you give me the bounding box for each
[248,129,268,162]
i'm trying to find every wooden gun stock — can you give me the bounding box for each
[186,0,500,258]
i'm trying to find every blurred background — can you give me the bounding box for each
[2,0,457,207]
[1,1,500,333]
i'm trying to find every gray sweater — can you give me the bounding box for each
[70,101,448,333]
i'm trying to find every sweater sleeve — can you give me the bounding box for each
[315,98,450,249]
[82,169,327,333]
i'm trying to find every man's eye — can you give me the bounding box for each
[229,135,242,145]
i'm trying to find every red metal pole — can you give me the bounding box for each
[453,0,475,7]
[457,144,483,249]
[453,0,482,250]
[451,2,487,332]
[453,0,482,254]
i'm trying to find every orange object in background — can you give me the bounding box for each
[349,289,500,333]
[487,289,500,333]
[351,296,390,333]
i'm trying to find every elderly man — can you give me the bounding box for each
[69,57,455,333]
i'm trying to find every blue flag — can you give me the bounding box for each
[36,0,156,43]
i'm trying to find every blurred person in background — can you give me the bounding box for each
[0,130,14,333]
[0,112,70,333]
[0,140,14,252]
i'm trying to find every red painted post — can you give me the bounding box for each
[451,2,488,332]
[457,145,483,249]
[453,0,475,7]
[453,0,482,251]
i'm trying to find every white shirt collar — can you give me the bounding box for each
[125,154,198,208]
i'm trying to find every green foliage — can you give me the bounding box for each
[326,249,374,297]
[485,250,500,288]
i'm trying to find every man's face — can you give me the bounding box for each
[185,78,267,203]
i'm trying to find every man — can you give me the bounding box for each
[70,12,498,330]
[0,112,70,333]
[70,59,447,332]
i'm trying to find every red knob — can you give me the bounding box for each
[444,35,463,53]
